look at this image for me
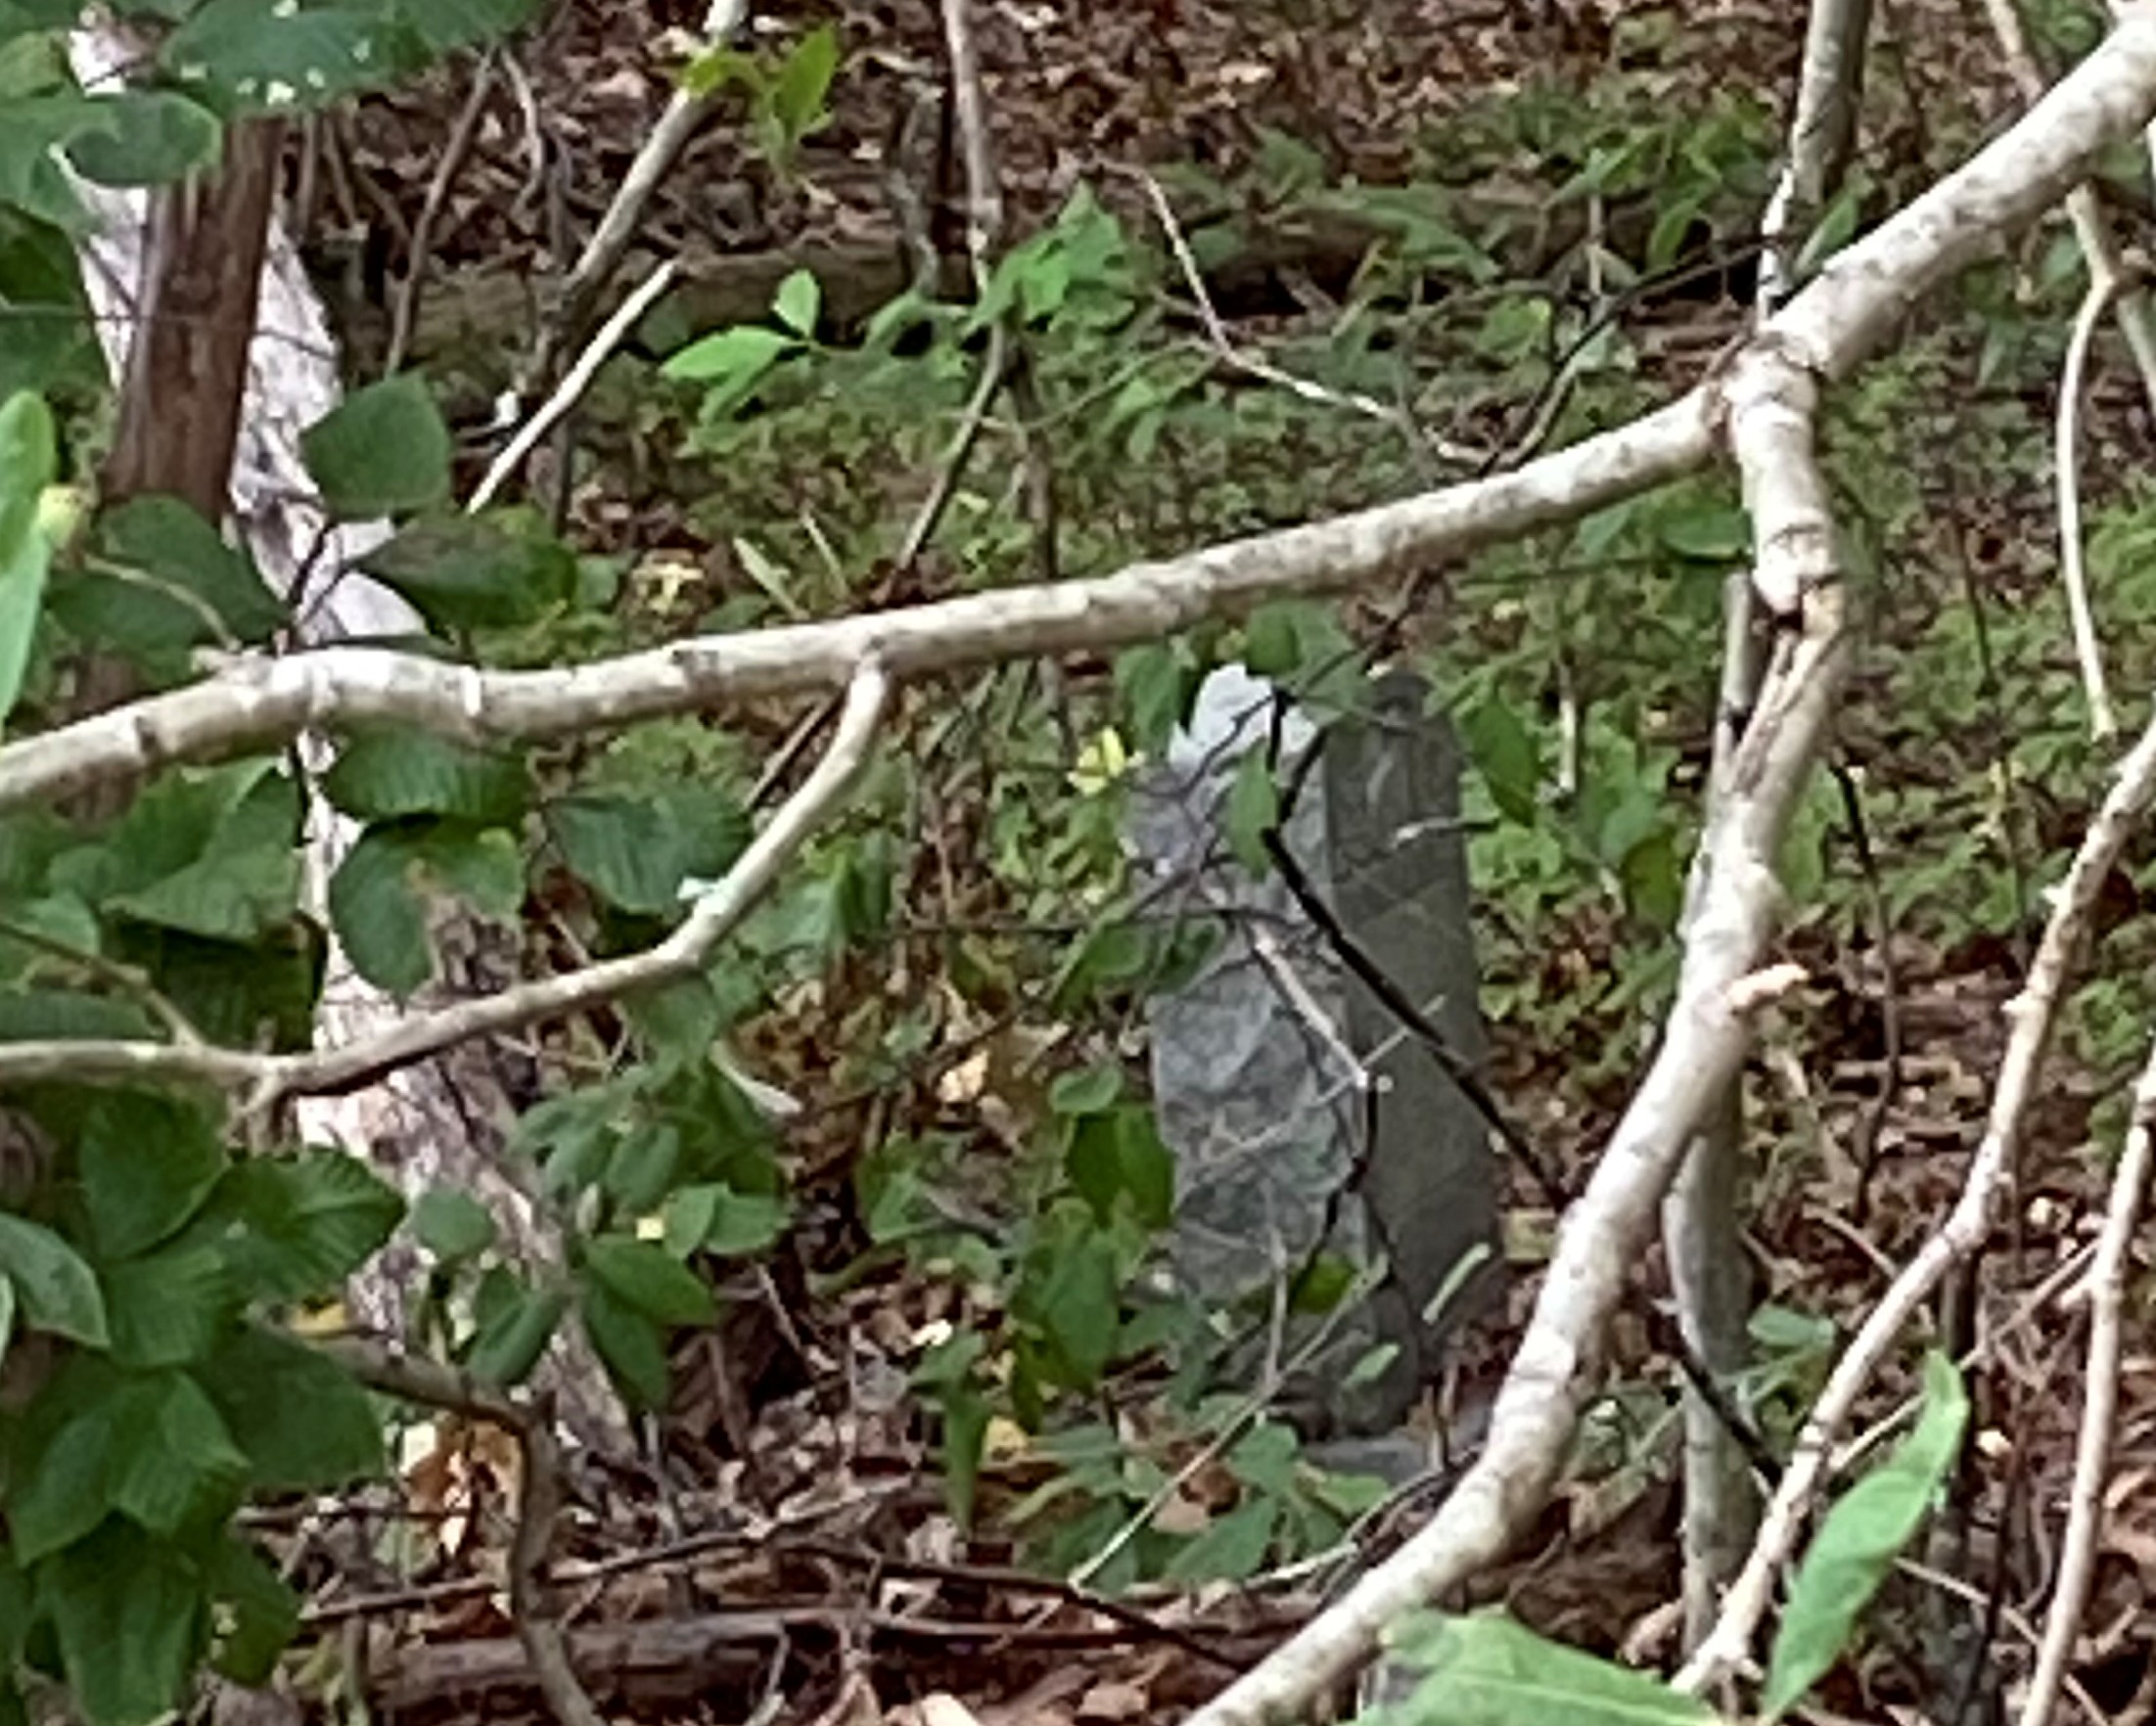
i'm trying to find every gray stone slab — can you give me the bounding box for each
[1130,662,1500,1432]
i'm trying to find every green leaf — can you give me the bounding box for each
[663,1183,789,1258]
[106,1371,249,1533]
[0,391,56,728]
[578,1281,671,1411]
[602,1122,681,1217]
[66,496,288,665]
[45,1522,203,1726]
[8,1366,118,1562]
[1378,1612,1716,1726]
[465,1282,565,1388]
[1461,694,1539,825]
[196,1325,382,1491]
[772,268,820,338]
[1115,642,1191,753]
[188,1152,402,1303]
[1763,1352,1971,1717]
[412,1189,496,1263]
[551,789,751,916]
[64,91,220,187]
[580,1235,716,1327]
[662,323,796,387]
[1065,1105,1173,1231]
[1658,501,1751,563]
[301,375,450,519]
[1164,1496,1275,1584]
[324,730,528,824]
[157,0,417,108]
[103,1246,232,1369]
[329,818,523,995]
[79,1091,227,1261]
[1031,1226,1119,1390]
[0,1214,105,1345]
[359,509,579,632]
[1048,1066,1123,1115]
[203,1535,299,1686]
[1223,749,1278,875]
[768,24,838,147]
[937,1379,988,1529]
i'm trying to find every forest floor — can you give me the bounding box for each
[311,3,2156,1722]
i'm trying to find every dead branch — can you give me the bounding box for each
[324,1339,603,1726]
[2014,1042,2156,1726]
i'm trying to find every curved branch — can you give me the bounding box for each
[0,663,893,1103]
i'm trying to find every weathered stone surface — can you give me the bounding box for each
[1130,662,1499,1431]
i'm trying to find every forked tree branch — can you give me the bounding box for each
[0,663,893,1105]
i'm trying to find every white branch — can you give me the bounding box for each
[0,396,1715,813]
[2015,1042,2156,1726]
[2056,269,2123,740]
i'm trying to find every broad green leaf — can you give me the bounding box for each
[663,1183,788,1258]
[107,843,300,942]
[1376,1612,1715,1726]
[103,1246,231,1369]
[578,1281,671,1410]
[186,1152,401,1303]
[1048,1066,1122,1115]
[0,989,156,1042]
[411,1189,495,1263]
[1115,642,1191,753]
[162,1,407,110]
[580,1235,717,1327]
[661,323,796,387]
[1065,1105,1173,1231]
[768,25,837,147]
[466,1282,565,1388]
[359,509,578,632]
[0,1213,105,1345]
[1658,501,1751,563]
[329,818,523,995]
[772,268,820,338]
[8,1375,117,1562]
[203,1535,299,1686]
[105,1371,249,1533]
[58,497,287,676]
[601,1122,681,1216]
[45,1522,202,1726]
[551,788,751,916]
[1763,1352,1971,1717]
[1164,1496,1275,1584]
[197,1326,382,1491]
[302,375,450,519]
[937,1379,988,1529]
[79,1091,227,1261]
[397,0,546,53]
[323,730,528,824]
[1030,1225,1119,1390]
[1461,694,1539,825]
[0,390,56,727]
[64,91,220,187]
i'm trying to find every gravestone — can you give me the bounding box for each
[1128,661,1499,1433]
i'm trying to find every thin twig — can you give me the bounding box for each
[2055,268,2121,741]
[2017,1045,2156,1726]
[386,51,496,377]
[471,260,679,511]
